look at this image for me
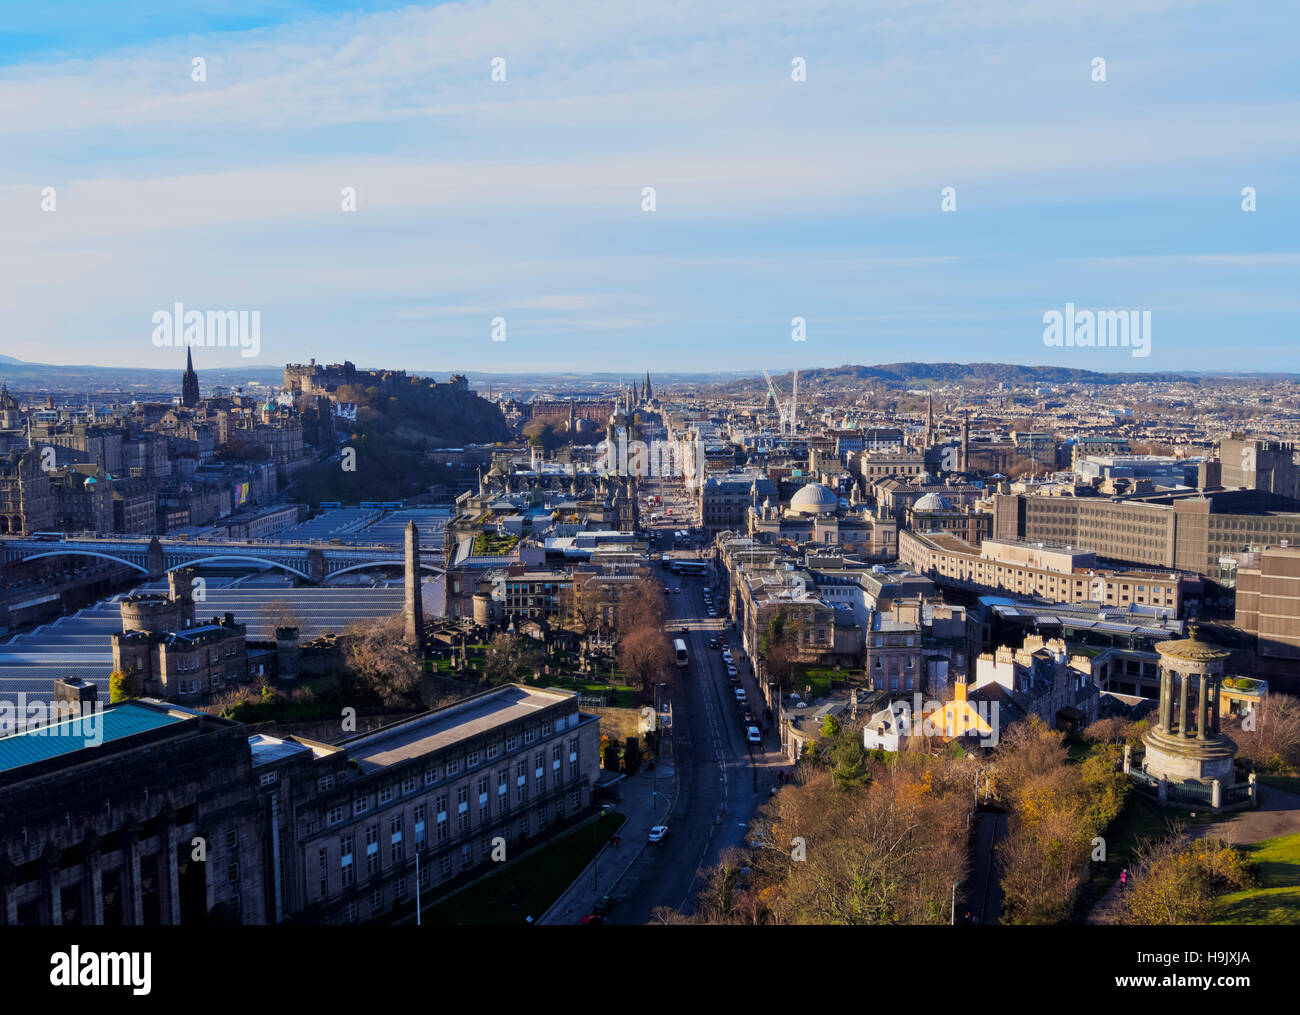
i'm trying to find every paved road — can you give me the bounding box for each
[605,519,784,923]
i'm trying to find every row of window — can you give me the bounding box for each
[326,790,585,913]
[324,739,582,828]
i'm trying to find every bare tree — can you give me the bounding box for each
[343,613,420,706]
[1225,692,1300,773]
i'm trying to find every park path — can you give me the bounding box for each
[1085,782,1300,924]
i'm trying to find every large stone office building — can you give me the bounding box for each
[0,684,601,926]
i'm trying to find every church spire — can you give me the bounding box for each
[181,348,200,407]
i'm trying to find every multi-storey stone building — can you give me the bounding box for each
[0,700,268,926]
[900,531,1190,614]
[269,685,600,924]
[0,684,602,926]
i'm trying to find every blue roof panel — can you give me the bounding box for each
[0,701,185,774]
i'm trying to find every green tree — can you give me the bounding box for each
[109,670,141,704]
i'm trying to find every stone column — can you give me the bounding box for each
[122,823,143,925]
[164,818,181,925]
[1159,668,1172,731]
[1196,673,1209,741]
[84,834,104,925]
[1123,745,1132,775]
[43,846,61,926]
[1178,671,1191,737]
[1212,779,1222,808]
[404,521,424,654]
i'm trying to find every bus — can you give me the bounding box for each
[673,560,708,578]
[673,639,689,668]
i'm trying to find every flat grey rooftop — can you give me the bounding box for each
[346,685,575,773]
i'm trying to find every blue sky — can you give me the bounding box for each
[0,0,1295,375]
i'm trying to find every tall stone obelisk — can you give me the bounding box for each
[404,520,425,653]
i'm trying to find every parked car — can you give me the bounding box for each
[734,688,746,702]
[648,825,670,843]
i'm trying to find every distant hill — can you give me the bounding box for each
[713,362,1208,393]
[0,356,284,393]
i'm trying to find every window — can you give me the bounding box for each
[542,721,553,736]
[467,750,481,768]
[366,824,380,876]
[319,774,335,792]
[401,776,417,795]
[259,772,277,787]
[345,901,357,924]
[516,761,527,803]
[414,805,427,851]
[391,815,404,863]
[506,735,519,752]
[318,847,329,900]
[340,836,355,889]
[354,796,369,816]
[486,743,499,760]
[378,786,394,805]
[440,854,452,878]
[524,728,536,745]
[327,805,345,826]
[437,795,449,843]
[425,767,439,786]
[446,759,460,777]
[371,888,384,913]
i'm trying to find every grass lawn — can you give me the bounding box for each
[795,667,839,699]
[1072,792,1202,921]
[525,674,637,707]
[1214,833,1300,924]
[407,811,626,925]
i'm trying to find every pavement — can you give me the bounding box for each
[539,761,679,925]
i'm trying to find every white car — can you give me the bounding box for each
[734,688,746,702]
[648,825,670,843]
[747,726,761,744]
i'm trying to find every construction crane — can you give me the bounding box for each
[761,369,788,434]
[760,369,799,436]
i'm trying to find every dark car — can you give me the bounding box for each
[592,894,619,917]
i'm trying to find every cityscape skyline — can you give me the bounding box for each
[2,0,1296,373]
[0,0,1297,967]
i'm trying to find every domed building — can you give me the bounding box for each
[747,480,896,558]
[912,492,952,513]
[787,482,841,517]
